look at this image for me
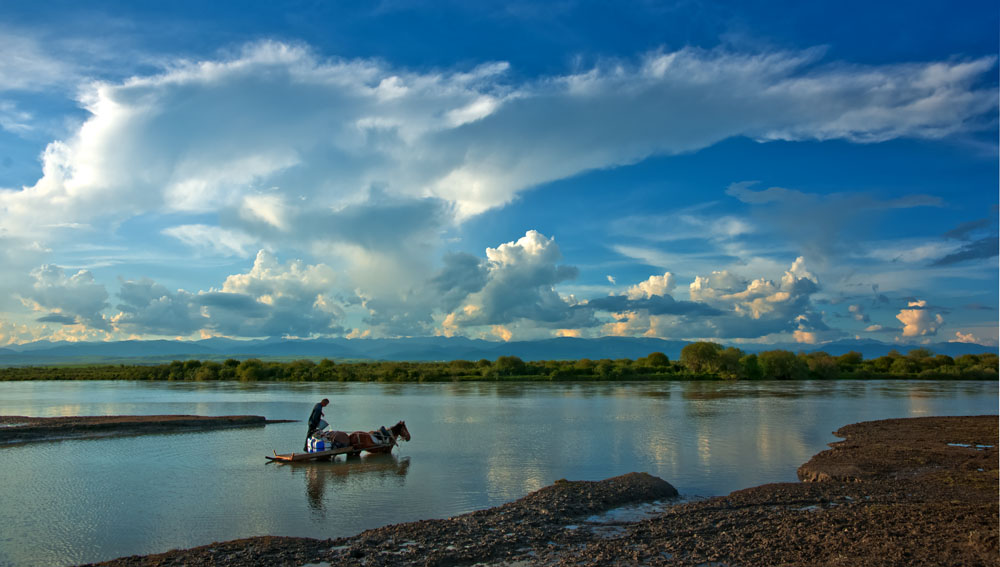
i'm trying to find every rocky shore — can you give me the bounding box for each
[0,414,293,445]
[89,415,998,567]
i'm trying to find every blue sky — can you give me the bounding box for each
[0,1,997,346]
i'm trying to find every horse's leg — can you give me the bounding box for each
[347,432,364,457]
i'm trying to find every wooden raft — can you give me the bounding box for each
[266,445,357,462]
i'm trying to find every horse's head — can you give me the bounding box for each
[392,420,411,442]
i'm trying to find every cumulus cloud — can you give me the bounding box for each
[601,256,831,341]
[431,252,488,313]
[792,313,840,344]
[113,279,203,336]
[848,304,870,323]
[896,299,944,338]
[626,272,676,299]
[588,271,720,317]
[690,257,818,319]
[441,231,591,334]
[1,41,996,342]
[113,250,345,338]
[0,319,42,346]
[20,265,110,329]
[593,271,722,338]
[951,331,979,343]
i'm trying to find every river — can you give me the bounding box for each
[0,379,995,566]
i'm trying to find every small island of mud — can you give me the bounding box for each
[0,414,293,446]
[88,415,998,567]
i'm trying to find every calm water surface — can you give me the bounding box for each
[0,379,995,566]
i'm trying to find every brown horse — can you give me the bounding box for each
[342,421,410,456]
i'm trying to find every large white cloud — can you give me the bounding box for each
[1,43,994,243]
[895,299,944,338]
[21,265,110,329]
[441,230,590,334]
[604,257,832,340]
[627,272,676,299]
[113,250,345,338]
[0,41,995,342]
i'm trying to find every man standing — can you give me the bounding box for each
[304,398,329,450]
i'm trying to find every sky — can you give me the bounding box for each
[0,0,997,347]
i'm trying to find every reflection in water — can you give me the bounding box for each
[0,379,995,567]
[677,380,855,401]
[290,454,411,513]
[378,384,410,397]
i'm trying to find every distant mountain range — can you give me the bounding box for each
[0,336,994,367]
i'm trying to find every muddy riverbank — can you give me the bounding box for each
[0,415,293,445]
[88,414,998,566]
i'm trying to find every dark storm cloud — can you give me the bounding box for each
[930,237,999,266]
[36,313,78,325]
[431,252,488,313]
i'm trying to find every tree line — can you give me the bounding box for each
[0,343,996,382]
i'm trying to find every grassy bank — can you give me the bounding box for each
[1,345,996,382]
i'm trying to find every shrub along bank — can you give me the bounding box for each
[0,343,996,382]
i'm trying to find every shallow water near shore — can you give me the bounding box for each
[0,379,995,566]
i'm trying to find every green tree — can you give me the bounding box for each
[978,352,999,370]
[645,352,670,367]
[758,350,807,380]
[955,354,979,368]
[718,347,745,379]
[870,355,895,373]
[449,360,475,371]
[237,358,265,382]
[193,364,219,381]
[494,356,526,376]
[889,357,920,375]
[680,342,723,374]
[932,354,955,368]
[802,352,839,379]
[287,359,316,381]
[595,359,615,379]
[837,351,863,371]
[739,354,763,380]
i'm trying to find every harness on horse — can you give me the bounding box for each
[372,426,397,446]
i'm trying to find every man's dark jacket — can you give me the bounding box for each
[308,402,324,430]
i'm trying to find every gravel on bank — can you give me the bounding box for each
[0,414,293,445]
[87,415,998,567]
